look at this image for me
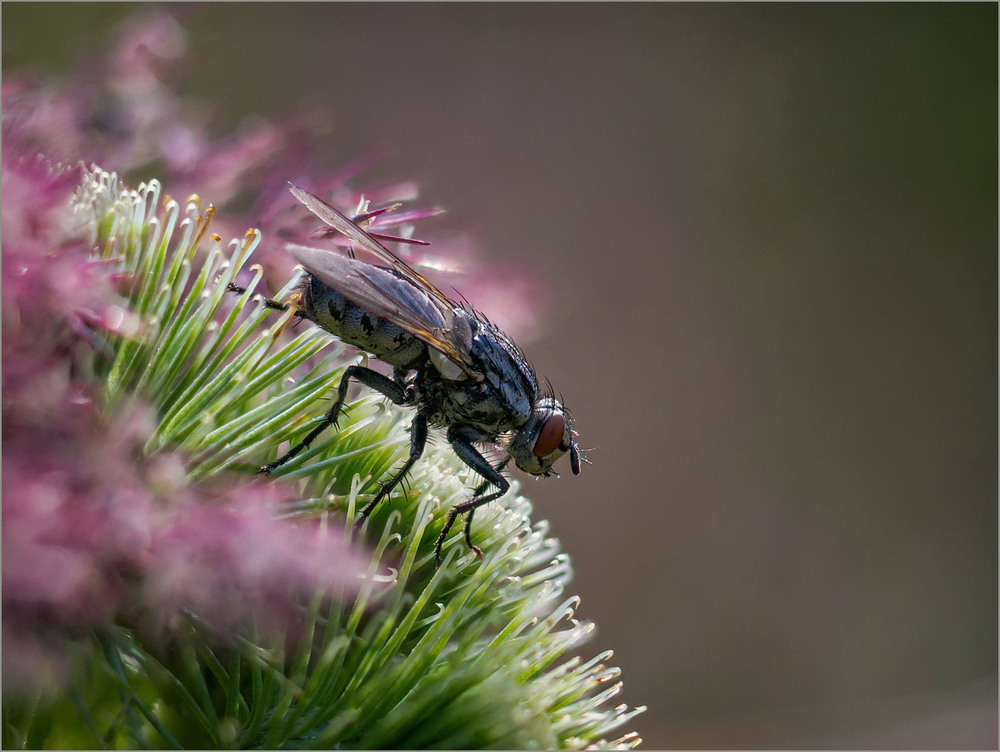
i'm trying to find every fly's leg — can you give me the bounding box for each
[435,429,511,565]
[227,282,290,312]
[471,458,511,497]
[462,458,511,553]
[258,365,407,476]
[354,415,427,529]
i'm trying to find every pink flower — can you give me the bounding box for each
[1,144,366,695]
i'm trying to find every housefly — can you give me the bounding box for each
[230,183,580,564]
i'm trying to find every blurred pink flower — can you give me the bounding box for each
[1,123,366,697]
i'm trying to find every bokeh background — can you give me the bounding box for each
[4,4,996,748]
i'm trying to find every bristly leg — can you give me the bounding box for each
[459,457,511,558]
[436,482,509,565]
[354,415,427,527]
[258,365,407,476]
[227,281,290,312]
[463,513,483,559]
[434,430,511,565]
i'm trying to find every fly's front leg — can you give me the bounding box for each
[227,282,291,312]
[463,457,511,552]
[435,429,510,565]
[258,365,406,476]
[354,414,427,528]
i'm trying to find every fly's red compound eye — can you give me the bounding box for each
[532,412,565,458]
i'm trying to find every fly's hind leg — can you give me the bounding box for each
[435,429,511,565]
[258,365,407,476]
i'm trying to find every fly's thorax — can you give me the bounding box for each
[466,315,536,418]
[415,364,525,434]
[410,310,534,430]
[300,274,426,369]
[505,396,581,477]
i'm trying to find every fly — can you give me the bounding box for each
[230,183,581,564]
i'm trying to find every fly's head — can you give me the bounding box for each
[506,396,581,478]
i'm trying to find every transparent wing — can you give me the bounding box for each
[289,183,456,309]
[287,184,479,376]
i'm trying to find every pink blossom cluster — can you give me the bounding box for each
[1,21,371,691]
[1,151,368,694]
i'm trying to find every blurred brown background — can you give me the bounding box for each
[4,3,996,748]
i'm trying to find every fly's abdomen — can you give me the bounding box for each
[301,275,426,368]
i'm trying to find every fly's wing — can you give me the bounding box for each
[289,183,455,309]
[286,185,479,377]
